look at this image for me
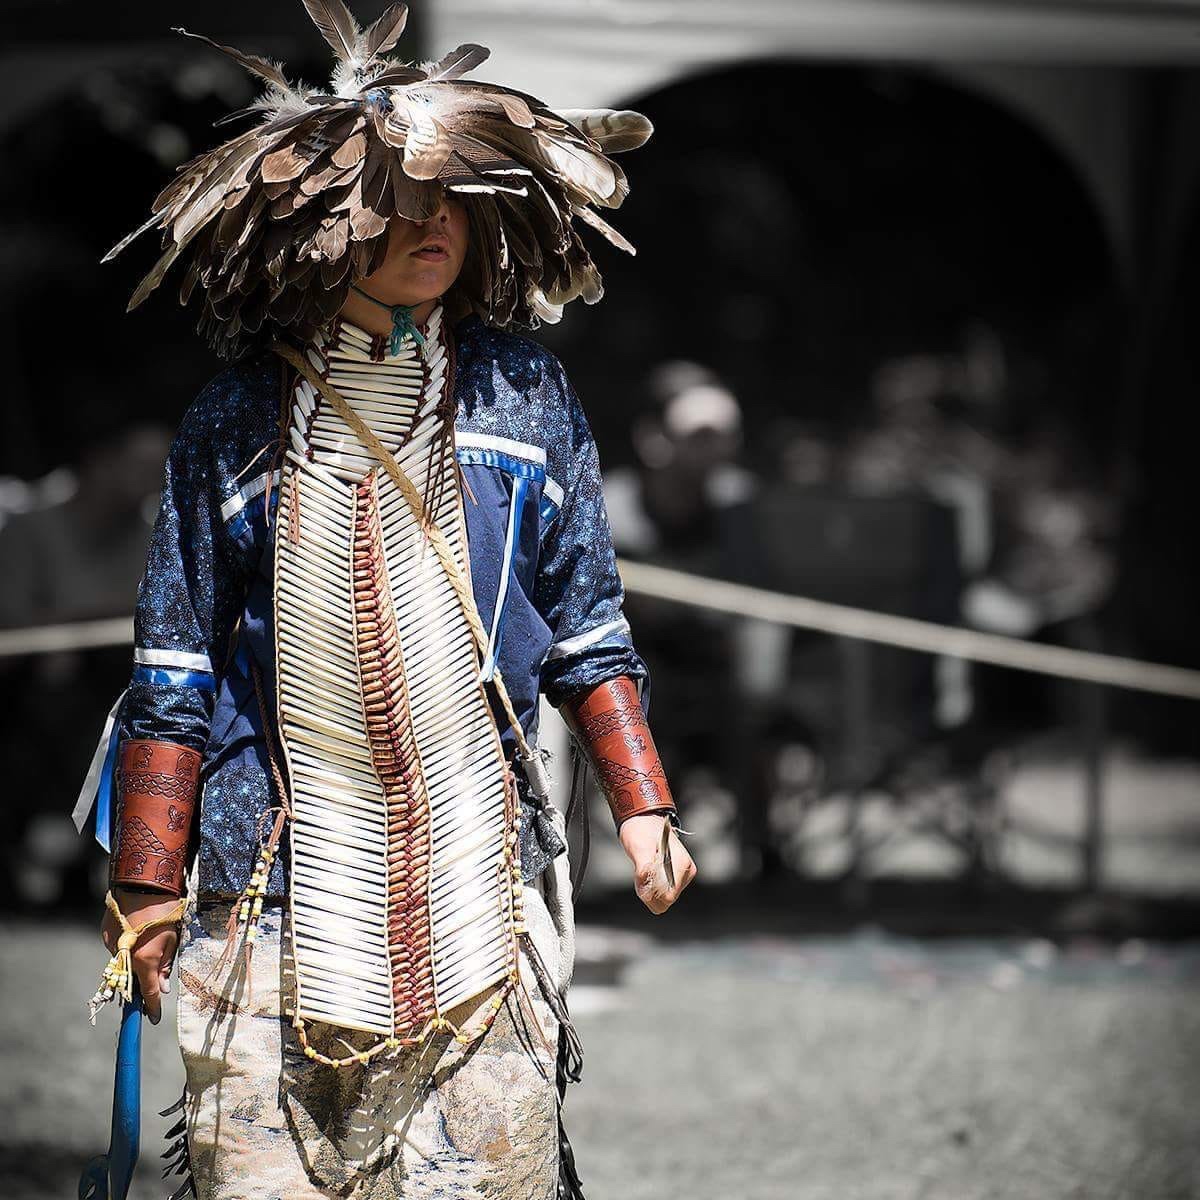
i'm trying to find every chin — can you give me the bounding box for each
[406,263,459,296]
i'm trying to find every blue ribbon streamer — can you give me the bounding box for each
[93,720,122,854]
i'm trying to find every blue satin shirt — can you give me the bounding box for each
[86,313,647,898]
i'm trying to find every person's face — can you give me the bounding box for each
[359,195,470,305]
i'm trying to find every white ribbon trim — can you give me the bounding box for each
[220,470,281,522]
[545,616,631,661]
[481,478,526,682]
[71,688,126,842]
[455,431,547,465]
[133,647,213,672]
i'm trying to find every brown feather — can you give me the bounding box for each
[330,172,364,217]
[494,195,541,271]
[300,158,356,197]
[349,150,390,241]
[102,212,161,263]
[426,43,490,82]
[391,163,442,222]
[331,130,368,169]
[321,251,354,287]
[439,131,522,178]
[172,27,291,91]
[270,188,314,219]
[571,203,636,254]
[359,65,428,88]
[369,102,408,151]
[363,3,409,60]
[496,93,535,129]
[301,0,360,65]
[403,112,451,180]
[556,108,654,153]
[262,140,315,184]
[152,129,258,214]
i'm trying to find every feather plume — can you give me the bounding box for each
[108,0,651,357]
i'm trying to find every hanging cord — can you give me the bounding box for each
[566,746,592,906]
[88,890,187,1023]
[270,340,533,762]
[350,286,426,357]
[261,355,296,529]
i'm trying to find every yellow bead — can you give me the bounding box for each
[304,1046,317,1059]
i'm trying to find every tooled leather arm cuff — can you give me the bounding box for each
[109,739,202,897]
[561,676,677,831]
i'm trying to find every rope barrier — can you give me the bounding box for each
[616,558,1200,702]
[2,561,1199,702]
[0,616,132,659]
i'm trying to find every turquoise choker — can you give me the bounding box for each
[350,286,427,356]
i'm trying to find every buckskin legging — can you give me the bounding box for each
[172,863,570,1200]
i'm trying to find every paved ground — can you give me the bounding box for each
[2,918,1198,1200]
[4,747,1198,1198]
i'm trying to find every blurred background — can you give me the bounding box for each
[2,1,1199,1197]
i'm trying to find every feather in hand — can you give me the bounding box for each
[106,0,652,356]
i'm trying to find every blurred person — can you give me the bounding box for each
[605,361,772,872]
[605,359,755,564]
[848,326,1117,737]
[73,6,694,1198]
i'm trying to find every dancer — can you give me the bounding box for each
[77,4,695,1196]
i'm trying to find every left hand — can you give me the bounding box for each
[101,889,181,1025]
[618,812,696,914]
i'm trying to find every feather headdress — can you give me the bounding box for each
[107,0,652,357]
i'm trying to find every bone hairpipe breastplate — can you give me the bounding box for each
[273,304,522,1047]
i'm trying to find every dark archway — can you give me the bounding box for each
[542,61,1123,470]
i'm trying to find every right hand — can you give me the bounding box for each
[618,812,697,915]
[100,888,183,1025]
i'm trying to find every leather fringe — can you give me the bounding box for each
[556,1020,586,1200]
[159,1091,197,1199]
[520,929,586,1198]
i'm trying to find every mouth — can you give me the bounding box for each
[412,238,449,262]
